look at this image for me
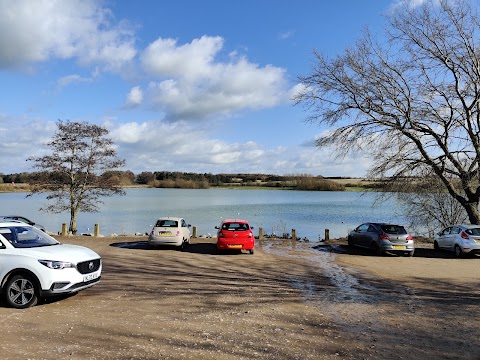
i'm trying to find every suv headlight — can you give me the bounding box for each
[39,260,75,269]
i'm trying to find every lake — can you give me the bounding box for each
[0,188,408,240]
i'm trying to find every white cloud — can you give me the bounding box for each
[0,0,136,71]
[142,36,223,81]
[105,120,371,176]
[125,86,143,108]
[279,31,295,40]
[56,74,93,88]
[0,116,57,173]
[140,36,290,120]
[0,114,370,178]
[390,0,440,11]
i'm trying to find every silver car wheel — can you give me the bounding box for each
[454,245,463,258]
[5,275,38,309]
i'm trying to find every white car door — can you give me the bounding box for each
[181,219,191,241]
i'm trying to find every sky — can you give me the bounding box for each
[0,0,415,177]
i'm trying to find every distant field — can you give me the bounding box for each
[329,178,376,190]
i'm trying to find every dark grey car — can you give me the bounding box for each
[347,222,415,256]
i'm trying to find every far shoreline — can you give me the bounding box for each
[0,178,373,193]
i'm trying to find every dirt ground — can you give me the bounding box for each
[0,235,478,360]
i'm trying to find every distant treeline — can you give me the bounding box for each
[0,171,346,191]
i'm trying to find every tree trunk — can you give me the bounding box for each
[69,208,78,235]
[463,201,480,225]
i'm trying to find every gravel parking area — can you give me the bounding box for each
[0,236,478,359]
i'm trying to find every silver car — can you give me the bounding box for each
[434,224,480,258]
[348,222,415,256]
[148,217,191,250]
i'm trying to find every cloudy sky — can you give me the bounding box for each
[0,0,410,177]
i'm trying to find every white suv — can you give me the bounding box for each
[0,222,102,309]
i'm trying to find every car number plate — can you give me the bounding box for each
[159,231,172,236]
[228,244,242,249]
[393,245,406,250]
[84,273,99,282]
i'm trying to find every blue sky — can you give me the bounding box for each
[0,0,408,177]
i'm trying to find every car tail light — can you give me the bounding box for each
[461,231,469,240]
[218,232,225,238]
[247,232,253,238]
[379,234,390,240]
[176,230,180,236]
[406,235,413,240]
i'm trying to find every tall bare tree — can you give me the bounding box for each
[28,120,125,234]
[295,0,480,224]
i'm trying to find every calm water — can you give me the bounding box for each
[0,188,407,239]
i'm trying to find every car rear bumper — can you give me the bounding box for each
[148,236,183,246]
[216,238,255,250]
[461,244,480,254]
[382,242,415,253]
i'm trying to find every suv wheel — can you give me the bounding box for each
[5,274,39,309]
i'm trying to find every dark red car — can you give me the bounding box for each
[216,219,255,254]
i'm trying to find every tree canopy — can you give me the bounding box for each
[28,120,125,234]
[295,0,480,224]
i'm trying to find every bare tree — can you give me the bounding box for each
[28,120,126,234]
[295,0,480,224]
[389,174,468,235]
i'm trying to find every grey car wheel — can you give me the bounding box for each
[347,237,354,247]
[5,274,38,309]
[370,242,383,256]
[454,245,463,258]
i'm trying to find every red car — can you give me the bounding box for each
[216,219,255,254]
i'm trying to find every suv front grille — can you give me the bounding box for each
[77,258,101,274]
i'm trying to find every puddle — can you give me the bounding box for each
[260,240,376,304]
[260,239,388,332]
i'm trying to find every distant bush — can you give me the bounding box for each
[294,177,345,191]
[150,179,210,189]
[0,183,31,192]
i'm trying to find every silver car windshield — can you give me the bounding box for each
[0,226,59,248]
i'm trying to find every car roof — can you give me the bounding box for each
[457,224,480,229]
[366,222,404,227]
[222,219,249,223]
[0,221,32,227]
[0,215,30,219]
[156,217,183,221]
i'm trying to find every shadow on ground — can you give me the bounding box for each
[110,240,250,255]
[313,243,479,259]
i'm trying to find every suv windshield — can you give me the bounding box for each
[380,225,407,235]
[0,226,58,248]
